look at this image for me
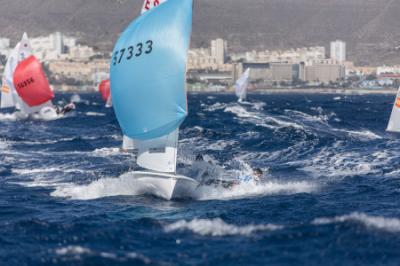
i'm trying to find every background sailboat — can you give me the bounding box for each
[1,33,56,120]
[110,0,198,200]
[235,68,250,103]
[387,87,400,132]
[98,79,112,108]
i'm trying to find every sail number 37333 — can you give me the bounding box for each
[113,40,153,65]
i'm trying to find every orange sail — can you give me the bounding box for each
[13,55,54,107]
[99,79,111,102]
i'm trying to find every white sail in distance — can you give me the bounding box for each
[387,87,400,132]
[1,43,20,109]
[235,68,250,102]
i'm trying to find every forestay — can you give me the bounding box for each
[387,87,400,132]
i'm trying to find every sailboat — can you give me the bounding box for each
[235,68,250,103]
[98,79,112,108]
[119,0,168,152]
[387,87,400,132]
[1,33,57,120]
[110,0,198,200]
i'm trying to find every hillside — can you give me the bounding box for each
[1,0,400,65]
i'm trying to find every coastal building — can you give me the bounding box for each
[233,62,301,84]
[29,32,95,61]
[270,63,300,82]
[377,65,400,75]
[48,59,109,82]
[304,60,345,83]
[330,40,346,62]
[69,45,95,61]
[0,38,10,49]
[188,38,231,71]
[232,47,326,64]
[0,37,10,56]
[211,38,227,65]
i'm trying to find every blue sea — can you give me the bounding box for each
[1,93,400,265]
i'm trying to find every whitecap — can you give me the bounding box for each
[92,147,122,156]
[85,112,106,116]
[51,173,151,200]
[55,246,92,256]
[196,180,317,201]
[164,218,283,236]
[0,113,17,121]
[313,212,400,233]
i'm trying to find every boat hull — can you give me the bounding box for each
[131,171,199,200]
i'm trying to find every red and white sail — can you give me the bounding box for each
[141,0,167,14]
[1,33,54,114]
[98,79,112,107]
[13,55,54,108]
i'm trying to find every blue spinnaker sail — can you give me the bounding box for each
[110,0,192,140]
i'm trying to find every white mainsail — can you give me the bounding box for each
[136,129,179,173]
[122,135,136,151]
[1,43,23,109]
[235,68,250,102]
[387,87,400,132]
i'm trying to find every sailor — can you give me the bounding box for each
[236,168,264,184]
[56,103,76,115]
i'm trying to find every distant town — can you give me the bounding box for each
[0,32,399,92]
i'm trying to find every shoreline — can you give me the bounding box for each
[56,88,398,95]
[189,88,398,95]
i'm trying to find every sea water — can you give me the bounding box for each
[0,93,399,265]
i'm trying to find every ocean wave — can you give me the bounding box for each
[338,129,382,140]
[224,105,303,130]
[55,245,151,263]
[55,246,92,256]
[164,218,283,236]
[92,147,123,156]
[0,113,17,121]
[12,167,89,175]
[51,173,153,200]
[313,212,400,233]
[196,180,317,201]
[300,147,391,178]
[203,102,228,112]
[85,112,106,117]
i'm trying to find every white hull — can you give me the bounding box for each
[131,171,199,200]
